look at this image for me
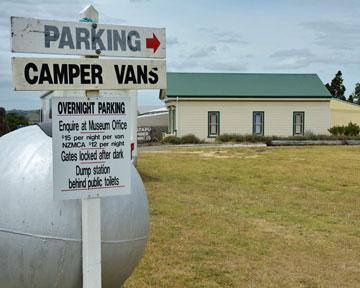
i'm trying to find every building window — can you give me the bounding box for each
[293,112,305,136]
[253,111,264,136]
[168,106,176,134]
[208,111,220,137]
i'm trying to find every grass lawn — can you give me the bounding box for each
[126,146,360,288]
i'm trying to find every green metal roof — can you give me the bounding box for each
[164,72,331,98]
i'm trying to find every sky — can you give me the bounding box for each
[0,0,359,110]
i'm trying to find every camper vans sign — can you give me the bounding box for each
[12,57,166,90]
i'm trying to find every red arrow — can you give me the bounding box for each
[146,33,160,53]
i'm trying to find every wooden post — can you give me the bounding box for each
[82,197,101,288]
[79,5,102,288]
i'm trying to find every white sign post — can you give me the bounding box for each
[10,4,166,288]
[79,6,102,288]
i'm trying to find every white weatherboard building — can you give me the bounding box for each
[160,73,360,140]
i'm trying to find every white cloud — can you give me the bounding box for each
[1,0,360,108]
[188,46,217,58]
[168,59,199,71]
[270,48,313,58]
[267,48,360,70]
[267,48,317,69]
[198,27,248,45]
[166,36,179,47]
[302,21,360,50]
[204,61,247,72]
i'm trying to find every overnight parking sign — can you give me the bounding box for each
[52,96,131,200]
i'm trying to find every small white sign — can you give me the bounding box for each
[11,17,166,59]
[12,57,166,91]
[52,96,131,200]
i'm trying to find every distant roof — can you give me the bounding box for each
[40,91,53,99]
[139,106,167,116]
[138,105,165,115]
[163,72,331,98]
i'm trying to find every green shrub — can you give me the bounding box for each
[215,132,360,143]
[165,129,360,145]
[328,126,345,136]
[243,134,255,142]
[329,122,360,136]
[180,134,201,144]
[216,133,233,142]
[304,131,318,140]
[216,134,271,143]
[162,135,181,144]
[6,112,29,132]
[216,134,244,142]
[316,134,337,140]
[344,122,360,136]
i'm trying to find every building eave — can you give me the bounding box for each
[166,95,331,99]
[164,97,331,104]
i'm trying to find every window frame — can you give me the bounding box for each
[168,106,176,134]
[293,111,305,136]
[252,111,264,136]
[208,111,220,138]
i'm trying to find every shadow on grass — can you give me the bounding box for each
[139,171,161,183]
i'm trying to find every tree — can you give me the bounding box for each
[350,83,360,105]
[325,71,346,100]
[348,94,354,103]
[0,107,6,136]
[5,112,29,132]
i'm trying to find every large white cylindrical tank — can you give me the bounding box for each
[0,125,149,288]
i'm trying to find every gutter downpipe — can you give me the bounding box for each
[176,96,179,136]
